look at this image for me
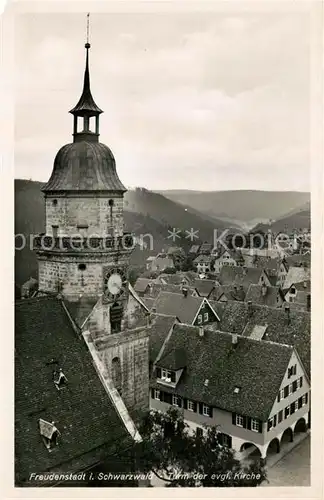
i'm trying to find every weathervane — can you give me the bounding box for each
[86,12,90,48]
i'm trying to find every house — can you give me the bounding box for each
[245,284,285,308]
[133,278,155,297]
[154,271,196,287]
[211,248,245,274]
[240,248,283,267]
[207,301,310,379]
[15,297,140,486]
[219,266,272,288]
[198,242,213,255]
[146,256,156,270]
[146,253,175,272]
[188,244,201,255]
[210,284,247,302]
[193,254,213,275]
[167,247,186,267]
[150,325,310,463]
[152,290,220,326]
[284,282,311,311]
[283,266,311,290]
[192,279,217,298]
[285,254,311,269]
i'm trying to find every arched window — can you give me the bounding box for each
[111,357,122,393]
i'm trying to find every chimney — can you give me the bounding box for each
[199,327,204,337]
[247,300,253,316]
[261,283,267,296]
[182,287,188,297]
[232,334,238,348]
[284,303,290,324]
[306,293,311,311]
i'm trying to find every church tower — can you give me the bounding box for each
[34,18,149,420]
[34,24,135,334]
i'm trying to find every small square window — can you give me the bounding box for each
[154,389,160,400]
[172,395,181,407]
[251,419,260,432]
[188,400,195,412]
[280,388,285,399]
[203,405,211,417]
[236,415,244,427]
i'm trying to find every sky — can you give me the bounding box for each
[14,9,311,191]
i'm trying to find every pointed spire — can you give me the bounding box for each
[70,13,103,117]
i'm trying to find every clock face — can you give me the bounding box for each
[104,268,127,300]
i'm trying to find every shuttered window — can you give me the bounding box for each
[278,410,283,423]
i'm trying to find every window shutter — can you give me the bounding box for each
[300,376,303,387]
[284,385,289,397]
[193,402,197,413]
[183,398,188,410]
[267,420,271,431]
[242,416,247,429]
[277,393,280,402]
[273,415,277,427]
[247,417,252,430]
[232,412,236,425]
[305,393,308,404]
[171,371,176,383]
[278,410,283,423]
[156,367,161,378]
[198,403,203,415]
[290,402,295,414]
[209,407,213,419]
[298,397,302,409]
[258,420,263,433]
[151,388,155,399]
[228,435,233,448]
[292,380,297,392]
[294,364,297,375]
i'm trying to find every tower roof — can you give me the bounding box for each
[42,141,126,193]
[69,42,103,116]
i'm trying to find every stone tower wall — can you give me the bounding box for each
[45,195,124,237]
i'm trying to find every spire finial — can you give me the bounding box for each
[86,12,90,48]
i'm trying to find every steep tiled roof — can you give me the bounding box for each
[152,291,204,324]
[142,297,155,311]
[211,285,246,302]
[283,266,311,289]
[245,285,283,308]
[207,301,310,377]
[193,254,212,264]
[134,278,152,294]
[148,313,178,363]
[219,266,264,286]
[154,325,293,420]
[193,279,215,297]
[189,244,201,254]
[15,297,132,484]
[285,254,311,268]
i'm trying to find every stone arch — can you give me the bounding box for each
[280,427,294,445]
[111,356,122,393]
[266,437,280,456]
[239,442,262,457]
[293,417,307,435]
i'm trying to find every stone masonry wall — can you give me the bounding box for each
[97,330,150,415]
[45,195,124,237]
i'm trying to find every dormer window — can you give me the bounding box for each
[39,419,61,451]
[156,367,176,384]
[290,287,296,295]
[53,368,67,390]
